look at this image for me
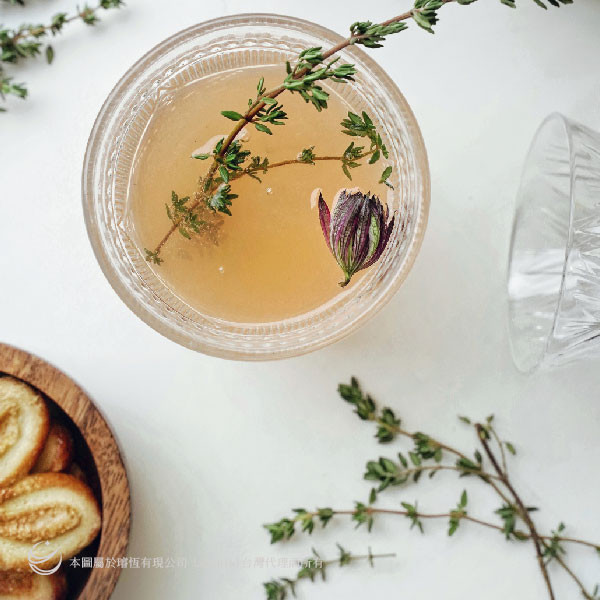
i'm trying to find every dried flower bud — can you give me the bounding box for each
[318,189,394,287]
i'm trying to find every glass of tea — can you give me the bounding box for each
[83,14,430,359]
[507,113,600,372]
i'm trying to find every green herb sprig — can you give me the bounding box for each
[264,545,395,600]
[148,0,568,266]
[146,109,391,260]
[0,0,124,109]
[264,378,600,600]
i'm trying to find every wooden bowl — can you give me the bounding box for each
[0,343,130,600]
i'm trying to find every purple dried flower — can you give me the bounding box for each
[318,189,395,287]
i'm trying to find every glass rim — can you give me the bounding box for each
[507,112,575,373]
[82,13,431,360]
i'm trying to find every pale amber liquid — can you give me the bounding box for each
[129,66,389,323]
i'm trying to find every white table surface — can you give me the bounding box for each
[1,1,600,598]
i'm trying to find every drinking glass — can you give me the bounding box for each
[507,113,600,372]
[82,14,430,360]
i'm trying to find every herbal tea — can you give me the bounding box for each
[128,65,391,323]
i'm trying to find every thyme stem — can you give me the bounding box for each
[477,424,556,600]
[264,546,396,599]
[282,506,598,549]
[302,507,507,530]
[11,14,77,44]
[245,153,370,173]
[489,425,509,476]
[544,536,599,550]
[7,1,120,44]
[386,464,504,481]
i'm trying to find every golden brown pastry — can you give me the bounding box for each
[0,378,49,487]
[0,473,101,571]
[32,425,73,474]
[0,570,66,600]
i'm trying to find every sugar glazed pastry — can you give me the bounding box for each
[0,379,49,487]
[0,473,101,571]
[0,376,103,600]
[0,570,66,600]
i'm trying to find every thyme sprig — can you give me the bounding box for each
[0,0,124,109]
[266,499,597,550]
[150,0,565,265]
[263,545,395,600]
[339,378,514,503]
[264,378,600,600]
[146,111,389,261]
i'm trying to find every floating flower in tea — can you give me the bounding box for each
[318,189,395,287]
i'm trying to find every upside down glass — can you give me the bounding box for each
[508,113,600,372]
[82,14,430,360]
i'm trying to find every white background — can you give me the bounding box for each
[1,1,600,599]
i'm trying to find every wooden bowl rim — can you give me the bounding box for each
[0,343,131,600]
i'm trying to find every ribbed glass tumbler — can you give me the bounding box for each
[508,113,600,372]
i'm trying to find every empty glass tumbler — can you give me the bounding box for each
[508,113,600,372]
